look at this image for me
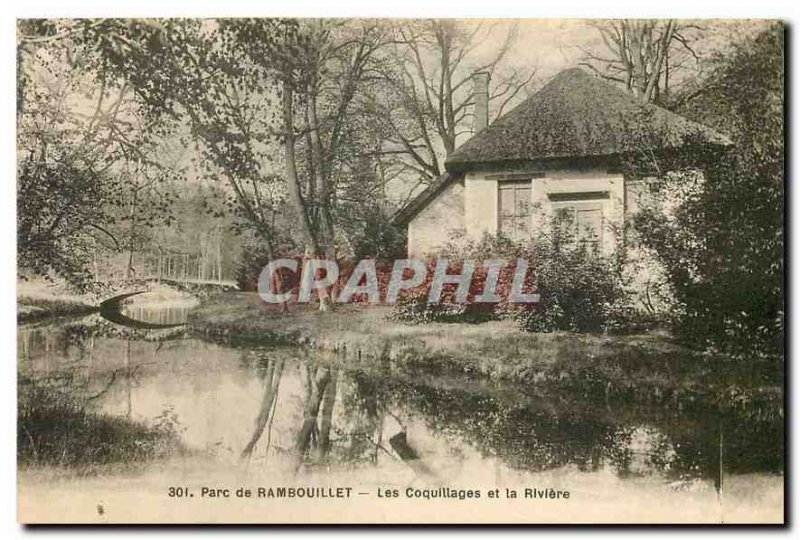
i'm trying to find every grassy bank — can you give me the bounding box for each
[18,383,185,474]
[188,293,782,412]
[17,295,98,323]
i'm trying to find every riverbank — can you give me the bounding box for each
[188,293,782,412]
[17,296,98,323]
[18,383,186,475]
[17,279,199,324]
[17,280,99,323]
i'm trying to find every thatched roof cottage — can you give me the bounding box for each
[396,68,730,258]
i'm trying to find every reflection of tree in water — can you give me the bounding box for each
[240,353,340,470]
[237,352,782,483]
[18,319,186,469]
[241,356,284,460]
[376,379,783,483]
[331,371,384,465]
[293,365,332,471]
[316,368,338,459]
[240,355,408,473]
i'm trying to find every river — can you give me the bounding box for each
[16,300,784,524]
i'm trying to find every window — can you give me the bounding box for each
[551,200,604,250]
[498,180,532,240]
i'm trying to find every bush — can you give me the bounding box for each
[389,259,499,324]
[391,220,636,332]
[233,234,299,292]
[515,213,632,334]
[514,249,630,334]
[233,244,270,292]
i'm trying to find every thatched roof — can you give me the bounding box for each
[445,67,731,172]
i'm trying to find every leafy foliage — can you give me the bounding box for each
[234,235,299,292]
[17,20,177,288]
[17,152,115,287]
[391,225,633,332]
[631,24,784,361]
[514,214,633,334]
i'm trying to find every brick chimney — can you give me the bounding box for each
[472,71,490,133]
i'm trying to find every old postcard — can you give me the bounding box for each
[16,17,784,524]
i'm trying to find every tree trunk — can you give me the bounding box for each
[241,359,284,460]
[304,84,337,311]
[293,367,331,472]
[306,85,336,259]
[125,189,139,280]
[281,80,319,255]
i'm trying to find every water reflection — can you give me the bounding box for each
[121,304,190,326]
[97,291,190,329]
[17,313,783,493]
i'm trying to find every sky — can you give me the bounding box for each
[491,19,596,80]
[464,18,772,85]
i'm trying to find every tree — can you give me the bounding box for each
[17,19,174,288]
[631,24,784,362]
[580,20,702,105]
[86,19,395,308]
[73,19,286,261]
[372,20,536,186]
[234,19,393,308]
[267,20,387,261]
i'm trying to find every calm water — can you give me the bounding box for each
[17,302,784,523]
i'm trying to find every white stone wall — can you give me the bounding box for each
[405,166,678,312]
[463,171,498,241]
[459,167,625,255]
[407,181,466,258]
[623,177,678,314]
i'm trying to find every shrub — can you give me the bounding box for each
[233,235,298,292]
[390,219,636,332]
[389,236,531,324]
[515,213,632,334]
[514,249,630,334]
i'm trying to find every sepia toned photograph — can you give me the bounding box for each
[15,17,784,524]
